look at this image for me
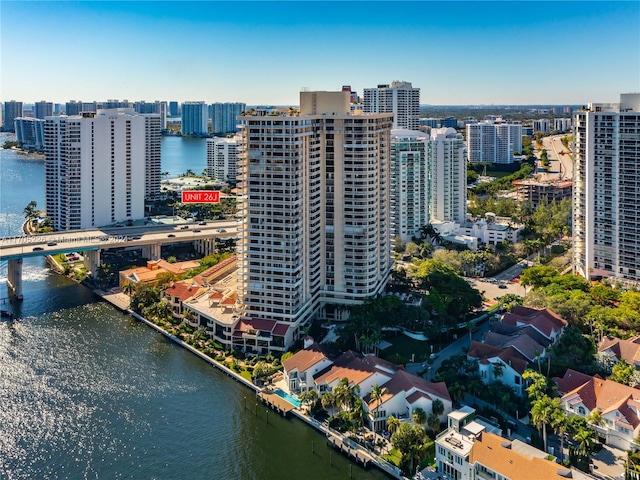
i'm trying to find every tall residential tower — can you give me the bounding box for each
[237,91,392,342]
[573,93,640,283]
[44,108,161,230]
[363,81,420,130]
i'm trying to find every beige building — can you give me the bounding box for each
[237,90,393,346]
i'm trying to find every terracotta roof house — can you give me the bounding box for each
[436,408,594,480]
[283,342,333,393]
[282,345,451,432]
[553,369,596,395]
[502,306,567,342]
[468,307,567,395]
[598,335,640,369]
[119,259,200,289]
[363,369,452,432]
[231,317,292,355]
[562,375,640,450]
[163,281,207,326]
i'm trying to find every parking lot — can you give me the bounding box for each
[468,277,527,302]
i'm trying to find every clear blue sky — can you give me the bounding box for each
[2,1,639,105]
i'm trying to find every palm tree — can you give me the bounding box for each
[370,384,388,431]
[427,412,440,433]
[121,281,136,296]
[387,415,400,434]
[321,392,336,415]
[551,408,568,464]
[412,407,426,426]
[333,378,360,412]
[530,395,562,452]
[575,427,595,456]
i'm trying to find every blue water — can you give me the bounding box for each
[274,388,302,408]
[0,133,387,480]
[161,136,207,178]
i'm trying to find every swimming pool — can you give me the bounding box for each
[273,388,302,408]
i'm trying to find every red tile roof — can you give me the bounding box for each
[553,369,595,395]
[502,306,567,338]
[164,282,204,302]
[598,336,640,365]
[283,342,331,374]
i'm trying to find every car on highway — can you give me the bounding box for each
[217,228,226,233]
[47,242,57,246]
[199,222,207,226]
[33,247,44,251]
[180,225,189,230]
[193,229,201,233]
[167,234,175,238]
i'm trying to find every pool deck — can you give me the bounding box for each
[258,389,297,414]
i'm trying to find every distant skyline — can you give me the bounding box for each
[2,1,639,106]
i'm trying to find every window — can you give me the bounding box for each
[578,406,586,416]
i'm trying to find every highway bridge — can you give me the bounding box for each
[0,220,239,300]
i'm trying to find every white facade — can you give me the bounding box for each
[428,127,467,223]
[206,136,240,182]
[44,108,161,230]
[15,117,45,151]
[238,90,392,339]
[573,94,640,283]
[390,129,429,242]
[181,101,208,136]
[532,118,550,133]
[466,121,523,164]
[554,117,572,132]
[363,81,420,130]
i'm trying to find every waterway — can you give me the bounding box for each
[0,133,387,479]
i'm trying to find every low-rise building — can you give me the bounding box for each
[598,335,640,369]
[467,307,567,395]
[562,375,640,450]
[119,259,200,290]
[513,179,573,208]
[436,407,590,480]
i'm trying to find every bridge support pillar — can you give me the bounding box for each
[141,243,161,261]
[194,238,216,256]
[7,259,23,300]
[83,250,101,278]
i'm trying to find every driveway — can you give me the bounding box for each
[591,444,625,479]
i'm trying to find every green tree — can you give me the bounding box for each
[390,422,428,474]
[23,200,40,220]
[387,415,400,434]
[530,395,563,453]
[610,359,635,386]
[370,383,389,431]
[412,407,426,425]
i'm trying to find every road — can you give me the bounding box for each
[0,219,240,260]
[538,134,574,181]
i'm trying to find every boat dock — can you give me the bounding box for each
[258,390,296,417]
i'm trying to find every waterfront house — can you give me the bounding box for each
[119,259,200,290]
[163,281,207,326]
[364,369,452,432]
[435,407,590,480]
[283,339,333,393]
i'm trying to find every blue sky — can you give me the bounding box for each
[2,1,639,105]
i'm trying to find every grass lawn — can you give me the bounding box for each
[383,448,403,467]
[380,333,436,364]
[240,369,253,382]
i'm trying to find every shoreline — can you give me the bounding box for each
[95,289,404,480]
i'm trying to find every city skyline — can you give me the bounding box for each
[2,1,638,106]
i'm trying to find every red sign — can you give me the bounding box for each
[181,191,221,203]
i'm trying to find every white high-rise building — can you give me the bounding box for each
[238,91,392,343]
[428,127,467,223]
[390,129,429,242]
[466,120,522,164]
[533,119,550,133]
[363,81,420,129]
[573,93,640,283]
[211,102,245,135]
[181,101,208,136]
[554,118,572,132]
[44,108,161,230]
[206,136,240,182]
[14,117,45,151]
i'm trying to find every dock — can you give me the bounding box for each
[258,390,296,417]
[93,288,131,311]
[326,431,372,468]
